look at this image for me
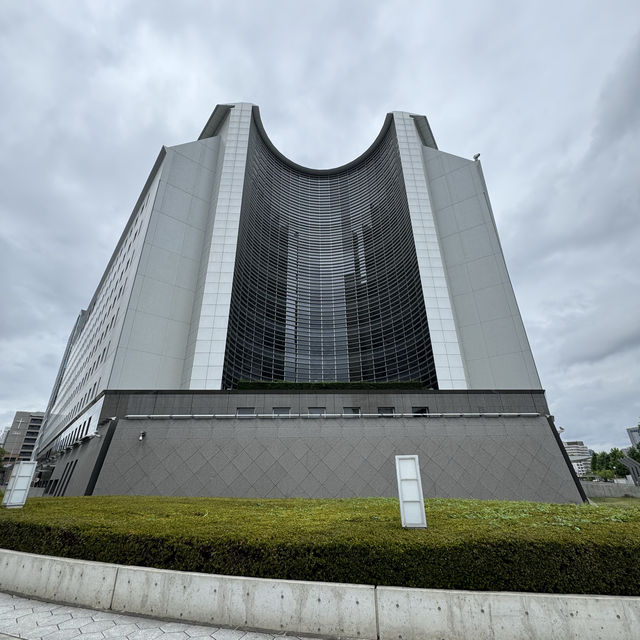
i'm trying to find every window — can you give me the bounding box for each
[378,406,395,416]
[412,406,429,416]
[343,407,360,417]
[236,407,255,417]
[272,407,291,417]
[308,407,326,417]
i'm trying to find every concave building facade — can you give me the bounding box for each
[36,103,584,502]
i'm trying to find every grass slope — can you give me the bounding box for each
[591,496,640,507]
[1,496,639,595]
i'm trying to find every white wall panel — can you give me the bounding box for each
[189,103,253,390]
[110,136,222,391]
[394,112,467,390]
[422,146,542,390]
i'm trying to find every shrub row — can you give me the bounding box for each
[1,497,639,596]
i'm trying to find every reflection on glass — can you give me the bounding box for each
[222,113,438,389]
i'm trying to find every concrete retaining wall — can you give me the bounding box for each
[377,585,640,640]
[1,548,639,640]
[582,481,640,499]
[0,549,117,610]
[112,564,375,638]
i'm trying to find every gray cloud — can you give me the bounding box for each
[1,1,639,451]
[489,27,640,450]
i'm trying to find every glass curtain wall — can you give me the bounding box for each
[222,112,438,388]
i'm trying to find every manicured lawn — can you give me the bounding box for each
[1,495,638,541]
[1,496,639,595]
[591,496,640,508]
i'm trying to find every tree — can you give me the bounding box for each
[614,461,630,477]
[594,468,615,481]
[589,446,635,478]
[627,445,640,464]
[608,447,631,477]
[596,451,609,471]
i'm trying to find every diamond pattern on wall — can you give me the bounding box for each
[95,416,583,503]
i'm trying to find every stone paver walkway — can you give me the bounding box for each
[0,591,309,640]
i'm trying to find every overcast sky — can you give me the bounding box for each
[1,1,638,450]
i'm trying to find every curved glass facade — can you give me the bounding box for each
[222,112,438,388]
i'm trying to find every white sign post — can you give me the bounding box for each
[1,461,37,509]
[395,454,427,528]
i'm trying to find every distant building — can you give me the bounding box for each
[620,456,640,486]
[2,411,44,464]
[627,424,640,447]
[563,440,590,457]
[563,440,591,476]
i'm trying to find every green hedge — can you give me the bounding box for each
[235,380,428,390]
[1,496,639,595]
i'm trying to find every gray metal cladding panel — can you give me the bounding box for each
[93,416,582,503]
[42,436,105,497]
[100,389,548,417]
[151,394,195,415]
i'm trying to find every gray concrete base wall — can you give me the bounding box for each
[91,414,582,503]
[582,481,640,499]
[1,548,639,640]
[38,390,579,503]
[42,433,106,497]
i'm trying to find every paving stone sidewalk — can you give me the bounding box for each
[0,591,311,640]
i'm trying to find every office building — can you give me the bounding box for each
[562,440,591,477]
[35,103,583,502]
[2,412,44,465]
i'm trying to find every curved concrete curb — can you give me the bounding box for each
[0,549,373,639]
[377,585,640,640]
[112,564,374,638]
[1,548,639,639]
[0,548,118,610]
